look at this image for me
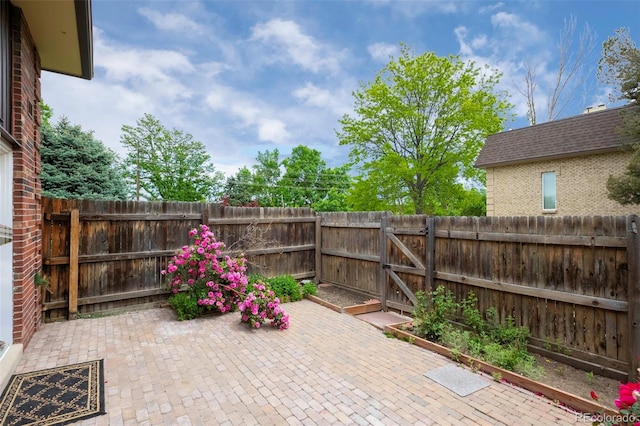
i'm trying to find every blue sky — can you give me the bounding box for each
[42,0,638,177]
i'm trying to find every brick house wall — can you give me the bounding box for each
[10,6,42,347]
[485,151,640,216]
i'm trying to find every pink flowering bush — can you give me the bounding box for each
[162,224,289,330]
[239,282,290,330]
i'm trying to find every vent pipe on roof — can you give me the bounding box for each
[583,104,606,114]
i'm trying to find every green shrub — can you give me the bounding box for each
[168,292,201,321]
[267,275,302,303]
[302,281,317,297]
[412,286,456,341]
[461,291,484,334]
[248,273,267,285]
[410,285,543,379]
[488,315,530,348]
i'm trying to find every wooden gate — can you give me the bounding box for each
[380,215,435,313]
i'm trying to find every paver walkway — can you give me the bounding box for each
[15,300,587,425]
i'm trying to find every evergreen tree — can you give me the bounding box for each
[41,117,128,200]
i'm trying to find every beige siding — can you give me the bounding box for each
[485,152,640,216]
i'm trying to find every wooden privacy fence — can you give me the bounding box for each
[317,212,640,381]
[41,198,315,322]
[41,197,639,380]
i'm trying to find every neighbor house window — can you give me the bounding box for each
[542,172,556,211]
[0,0,10,132]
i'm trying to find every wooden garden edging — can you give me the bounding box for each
[384,323,618,418]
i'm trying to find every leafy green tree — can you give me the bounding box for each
[120,114,224,201]
[40,101,52,127]
[600,28,640,205]
[276,145,351,209]
[457,188,487,216]
[313,188,350,212]
[251,149,281,207]
[41,117,128,200]
[223,167,255,206]
[338,44,511,214]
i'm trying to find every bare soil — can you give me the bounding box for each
[313,283,620,410]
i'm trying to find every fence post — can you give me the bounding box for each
[379,213,389,311]
[628,214,640,381]
[425,216,435,294]
[68,209,80,320]
[315,214,322,284]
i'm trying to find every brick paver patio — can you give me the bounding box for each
[15,300,586,425]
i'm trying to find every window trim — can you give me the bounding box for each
[541,171,557,213]
[0,0,11,134]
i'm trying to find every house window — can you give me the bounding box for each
[0,0,10,132]
[542,172,556,211]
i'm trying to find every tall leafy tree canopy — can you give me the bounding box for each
[221,145,351,210]
[251,149,281,207]
[600,28,640,205]
[222,166,255,206]
[120,114,224,201]
[277,145,351,209]
[338,45,511,214]
[41,116,127,200]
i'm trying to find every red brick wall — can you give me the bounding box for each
[11,6,42,347]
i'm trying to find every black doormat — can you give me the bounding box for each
[0,359,105,426]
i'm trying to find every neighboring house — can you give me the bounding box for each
[0,0,93,389]
[475,105,639,217]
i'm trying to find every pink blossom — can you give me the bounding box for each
[616,382,640,409]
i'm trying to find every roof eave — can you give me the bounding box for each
[11,0,93,80]
[475,146,623,169]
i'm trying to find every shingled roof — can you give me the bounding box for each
[475,105,637,168]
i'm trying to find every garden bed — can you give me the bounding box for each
[310,283,621,415]
[385,323,618,416]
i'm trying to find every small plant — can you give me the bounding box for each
[34,272,50,288]
[412,286,456,341]
[461,291,484,334]
[408,336,415,344]
[301,281,317,297]
[267,275,302,303]
[168,292,201,321]
[491,372,502,382]
[585,371,595,385]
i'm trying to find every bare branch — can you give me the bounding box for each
[546,16,598,121]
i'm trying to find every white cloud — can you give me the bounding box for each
[478,2,504,14]
[293,83,351,116]
[138,7,205,35]
[258,119,290,144]
[367,43,398,62]
[205,85,291,145]
[471,35,488,50]
[454,26,473,56]
[249,19,343,74]
[93,28,195,105]
[490,12,546,47]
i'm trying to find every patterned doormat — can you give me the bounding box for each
[0,359,105,426]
